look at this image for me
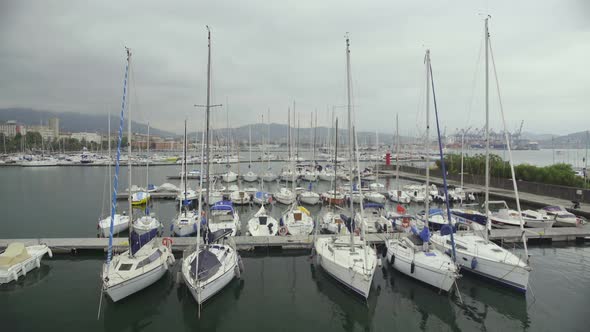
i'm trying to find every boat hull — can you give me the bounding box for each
[105,263,167,302]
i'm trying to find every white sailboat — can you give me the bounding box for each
[242,125,258,182]
[261,110,278,182]
[430,18,531,293]
[388,114,412,204]
[385,50,458,292]
[172,120,200,237]
[101,48,174,303]
[182,27,242,306]
[98,113,130,237]
[314,35,377,298]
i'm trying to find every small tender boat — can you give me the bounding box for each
[388,189,411,204]
[0,243,53,284]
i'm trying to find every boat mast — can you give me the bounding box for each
[127,48,133,252]
[184,120,188,208]
[248,124,252,169]
[205,26,212,209]
[484,17,490,241]
[395,113,400,194]
[375,130,379,185]
[424,49,431,231]
[146,122,150,191]
[287,107,291,163]
[267,109,271,171]
[108,111,112,202]
[332,118,339,208]
[345,34,355,251]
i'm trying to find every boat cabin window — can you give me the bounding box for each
[259,216,267,225]
[136,250,162,269]
[294,212,302,221]
[118,263,133,271]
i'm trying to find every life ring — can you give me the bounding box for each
[401,218,411,228]
[278,226,289,236]
[162,237,173,247]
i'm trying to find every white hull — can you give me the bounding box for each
[182,246,240,304]
[431,233,530,292]
[242,172,258,182]
[0,245,53,284]
[105,262,167,302]
[98,215,130,237]
[314,237,375,298]
[385,239,457,292]
[262,173,278,182]
[299,192,320,205]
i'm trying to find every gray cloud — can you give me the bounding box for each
[0,0,587,136]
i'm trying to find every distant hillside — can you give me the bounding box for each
[539,130,590,148]
[188,123,415,146]
[0,108,176,137]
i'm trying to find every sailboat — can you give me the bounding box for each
[388,114,411,203]
[430,18,531,293]
[98,113,130,237]
[320,115,345,206]
[384,49,459,292]
[314,35,377,298]
[368,131,385,195]
[221,106,238,183]
[261,110,278,182]
[243,125,258,182]
[172,120,200,237]
[101,48,174,302]
[182,27,242,306]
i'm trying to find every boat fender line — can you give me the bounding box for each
[471,257,478,270]
[163,259,168,271]
[169,224,174,232]
[35,258,41,269]
[410,261,415,274]
[12,271,18,282]
[47,248,53,258]
[234,265,241,279]
[381,248,387,258]
[390,253,395,265]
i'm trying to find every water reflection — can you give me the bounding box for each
[0,264,52,293]
[383,264,460,331]
[310,261,380,332]
[457,276,530,330]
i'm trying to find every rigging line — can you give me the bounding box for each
[464,32,485,130]
[489,39,529,262]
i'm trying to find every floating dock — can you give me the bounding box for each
[1,226,588,254]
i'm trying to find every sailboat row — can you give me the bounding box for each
[92,20,532,312]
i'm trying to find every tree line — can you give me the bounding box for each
[437,153,588,188]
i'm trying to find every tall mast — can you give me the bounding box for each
[332,119,339,208]
[248,125,252,167]
[108,111,112,201]
[375,130,379,185]
[267,109,271,170]
[205,26,212,208]
[395,113,400,193]
[184,120,188,206]
[146,122,150,190]
[424,49,431,230]
[127,48,133,248]
[313,111,317,164]
[288,107,291,162]
[345,34,355,251]
[484,17,490,240]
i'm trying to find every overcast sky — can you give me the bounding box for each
[0,0,588,136]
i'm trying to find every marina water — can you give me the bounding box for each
[0,164,588,331]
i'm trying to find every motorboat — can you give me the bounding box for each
[320,211,350,235]
[364,191,386,204]
[416,208,456,231]
[388,189,411,204]
[542,206,584,227]
[521,209,555,228]
[229,190,252,205]
[131,191,150,206]
[0,243,53,284]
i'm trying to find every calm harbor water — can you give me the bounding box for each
[0,165,588,331]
